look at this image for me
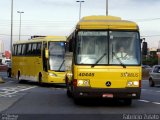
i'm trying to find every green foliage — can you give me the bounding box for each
[142,56,158,66]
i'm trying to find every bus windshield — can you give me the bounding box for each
[76,31,140,66]
[49,42,65,71]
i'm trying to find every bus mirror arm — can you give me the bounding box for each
[142,42,148,55]
[45,49,49,59]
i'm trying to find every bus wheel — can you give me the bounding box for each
[17,71,23,83]
[17,71,20,80]
[67,89,72,98]
[38,74,43,86]
[149,78,155,87]
[74,98,81,104]
[124,99,132,106]
[66,84,72,98]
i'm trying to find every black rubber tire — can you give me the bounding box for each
[18,71,20,80]
[67,89,72,98]
[38,74,43,86]
[74,98,82,105]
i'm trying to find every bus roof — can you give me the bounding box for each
[13,36,67,44]
[77,16,139,30]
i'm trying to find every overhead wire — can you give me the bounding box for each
[1,17,160,37]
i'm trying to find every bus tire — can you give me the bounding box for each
[66,77,72,97]
[67,89,72,98]
[149,78,155,87]
[18,71,20,80]
[124,99,132,106]
[74,98,81,104]
[17,71,23,83]
[38,73,43,86]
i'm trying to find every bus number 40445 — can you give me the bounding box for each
[79,73,95,77]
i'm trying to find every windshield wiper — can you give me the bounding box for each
[58,60,65,71]
[112,52,126,68]
[91,53,107,68]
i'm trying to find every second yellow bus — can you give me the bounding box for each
[11,36,67,84]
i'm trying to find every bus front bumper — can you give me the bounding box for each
[73,87,141,99]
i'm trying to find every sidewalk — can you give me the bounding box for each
[0,72,7,84]
[0,76,4,83]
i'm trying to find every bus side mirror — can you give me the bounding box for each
[45,49,49,59]
[142,42,148,55]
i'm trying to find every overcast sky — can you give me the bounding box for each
[0,0,160,50]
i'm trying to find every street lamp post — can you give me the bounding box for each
[11,0,13,52]
[17,11,24,41]
[76,1,85,20]
[106,0,108,16]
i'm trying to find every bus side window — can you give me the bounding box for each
[32,43,37,55]
[12,45,15,56]
[17,44,22,56]
[43,42,48,71]
[14,45,18,56]
[36,42,42,56]
[22,44,26,55]
[26,44,32,55]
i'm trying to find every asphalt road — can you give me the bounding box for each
[0,72,160,120]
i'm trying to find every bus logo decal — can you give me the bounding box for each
[106,81,111,87]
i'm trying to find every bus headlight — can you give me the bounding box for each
[49,73,57,77]
[127,81,133,86]
[133,81,139,86]
[127,81,139,87]
[77,80,90,87]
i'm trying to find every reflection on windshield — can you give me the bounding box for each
[76,31,140,66]
[76,31,108,64]
[49,42,65,71]
[109,31,140,65]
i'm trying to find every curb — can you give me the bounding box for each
[0,76,5,83]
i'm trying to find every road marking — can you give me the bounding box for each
[138,100,150,103]
[141,89,147,91]
[142,89,160,93]
[0,86,36,97]
[138,99,160,105]
[52,88,66,90]
[152,102,160,105]
[8,81,14,83]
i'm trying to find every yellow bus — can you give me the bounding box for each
[65,16,143,105]
[11,36,67,84]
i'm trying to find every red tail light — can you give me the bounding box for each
[73,79,77,87]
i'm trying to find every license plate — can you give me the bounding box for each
[102,94,113,98]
